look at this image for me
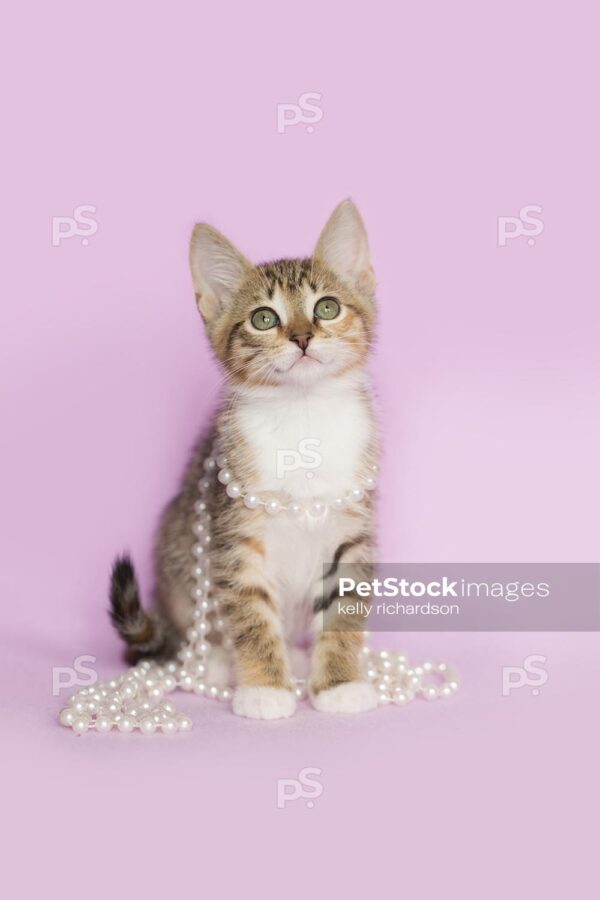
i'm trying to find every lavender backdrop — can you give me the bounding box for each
[1,1,598,897]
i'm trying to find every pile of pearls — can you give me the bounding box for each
[59,446,459,735]
[362,647,460,705]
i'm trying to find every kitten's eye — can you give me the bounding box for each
[251,307,280,330]
[314,297,340,320]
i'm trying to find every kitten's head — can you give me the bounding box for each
[189,200,375,389]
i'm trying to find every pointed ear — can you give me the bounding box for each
[189,224,252,322]
[314,199,374,294]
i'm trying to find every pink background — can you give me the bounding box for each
[1,1,598,896]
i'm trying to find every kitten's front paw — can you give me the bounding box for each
[310,681,379,714]
[232,686,297,720]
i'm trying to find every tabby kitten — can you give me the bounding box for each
[110,200,380,718]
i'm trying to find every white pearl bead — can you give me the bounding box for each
[59,708,76,726]
[95,716,113,733]
[177,715,193,732]
[193,500,207,515]
[243,493,260,509]
[226,482,242,499]
[192,543,205,557]
[140,717,157,734]
[219,688,233,702]
[181,675,194,691]
[216,455,228,468]
[289,502,304,516]
[191,586,204,601]
[193,680,207,695]
[347,487,365,503]
[265,499,281,515]
[195,640,210,655]
[208,685,219,699]
[423,685,438,701]
[161,720,178,734]
[217,469,232,485]
[332,497,346,510]
[191,564,204,579]
[363,475,377,490]
[393,691,410,706]
[203,457,216,472]
[118,716,135,732]
[309,501,326,517]
[72,716,90,734]
[192,521,206,536]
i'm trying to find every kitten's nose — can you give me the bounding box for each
[290,332,312,352]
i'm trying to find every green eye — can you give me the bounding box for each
[314,297,340,320]
[251,307,280,330]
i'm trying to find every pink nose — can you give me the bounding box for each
[291,333,312,352]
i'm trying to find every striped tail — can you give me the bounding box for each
[109,555,177,661]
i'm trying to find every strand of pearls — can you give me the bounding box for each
[208,449,379,516]
[59,454,459,734]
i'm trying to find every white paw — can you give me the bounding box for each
[232,686,297,720]
[310,681,379,714]
[205,646,232,688]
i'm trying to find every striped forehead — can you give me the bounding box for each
[265,283,319,326]
[255,261,319,326]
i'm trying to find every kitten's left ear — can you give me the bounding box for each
[314,199,374,296]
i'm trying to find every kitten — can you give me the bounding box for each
[110,200,380,718]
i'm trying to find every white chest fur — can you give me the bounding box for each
[231,375,372,643]
[234,375,371,499]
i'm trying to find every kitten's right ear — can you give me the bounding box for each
[189,224,252,322]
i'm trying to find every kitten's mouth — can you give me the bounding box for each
[277,352,324,374]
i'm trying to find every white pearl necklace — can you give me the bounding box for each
[209,446,378,516]
[59,456,459,734]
